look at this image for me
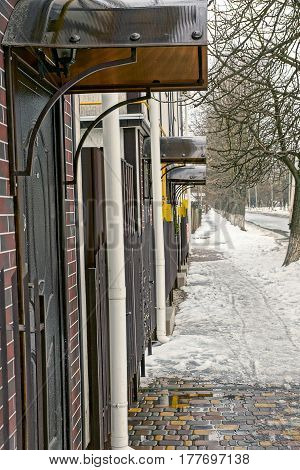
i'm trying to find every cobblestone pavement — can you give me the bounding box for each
[129,378,300,450]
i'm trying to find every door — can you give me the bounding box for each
[14,64,64,449]
[81,147,111,449]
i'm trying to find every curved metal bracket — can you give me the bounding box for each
[161,164,186,180]
[174,183,187,197]
[175,184,192,197]
[171,183,194,205]
[175,185,195,204]
[170,182,184,205]
[15,48,137,177]
[67,90,151,185]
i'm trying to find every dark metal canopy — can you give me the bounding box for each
[143,136,206,163]
[168,165,206,184]
[3,0,208,92]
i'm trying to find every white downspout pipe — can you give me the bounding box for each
[184,103,192,250]
[102,93,129,450]
[150,94,169,344]
[187,187,192,250]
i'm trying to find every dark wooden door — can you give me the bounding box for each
[14,65,64,449]
[81,147,111,449]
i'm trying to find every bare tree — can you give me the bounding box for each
[193,0,300,265]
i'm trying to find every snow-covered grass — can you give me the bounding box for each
[145,210,300,386]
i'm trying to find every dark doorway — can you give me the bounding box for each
[81,147,111,449]
[13,63,65,449]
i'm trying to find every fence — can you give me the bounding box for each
[87,248,111,449]
[191,205,203,234]
[215,191,246,231]
[180,216,189,267]
[164,221,178,299]
[122,160,146,403]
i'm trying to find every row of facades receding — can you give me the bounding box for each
[0,0,208,450]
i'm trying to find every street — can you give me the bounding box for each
[245,211,290,236]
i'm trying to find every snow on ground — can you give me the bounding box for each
[146,210,300,386]
[247,206,289,216]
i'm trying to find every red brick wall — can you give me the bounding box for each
[0,0,19,451]
[64,97,82,450]
[0,1,82,450]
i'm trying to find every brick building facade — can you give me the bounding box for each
[0,0,82,450]
[0,0,206,451]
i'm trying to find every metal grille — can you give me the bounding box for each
[90,248,111,448]
[180,216,189,266]
[164,221,179,299]
[121,159,145,404]
[140,129,157,345]
[0,269,46,450]
[142,221,156,344]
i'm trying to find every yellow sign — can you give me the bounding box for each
[163,203,173,222]
[178,205,187,218]
[183,199,189,210]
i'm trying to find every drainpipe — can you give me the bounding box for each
[187,187,192,247]
[102,93,129,450]
[150,94,169,344]
[184,103,192,249]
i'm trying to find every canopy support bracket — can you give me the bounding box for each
[175,184,196,204]
[14,48,137,177]
[67,91,151,186]
[161,164,186,180]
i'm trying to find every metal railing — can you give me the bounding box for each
[121,160,145,404]
[142,220,156,347]
[180,216,189,267]
[164,221,178,299]
[88,249,111,448]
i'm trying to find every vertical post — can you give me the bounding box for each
[184,103,192,248]
[102,93,129,450]
[150,94,169,344]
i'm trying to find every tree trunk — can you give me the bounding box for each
[284,181,300,266]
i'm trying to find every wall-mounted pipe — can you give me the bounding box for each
[102,94,130,450]
[149,94,169,344]
[184,103,192,248]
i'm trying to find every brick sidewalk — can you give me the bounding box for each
[129,379,300,450]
